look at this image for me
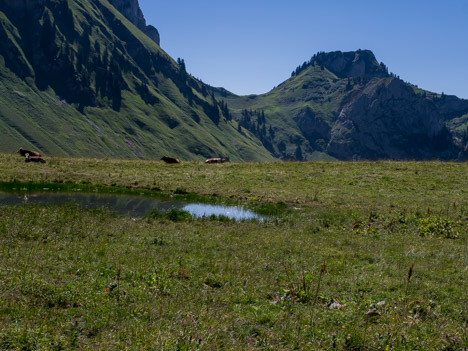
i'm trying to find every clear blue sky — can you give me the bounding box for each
[139,0,468,98]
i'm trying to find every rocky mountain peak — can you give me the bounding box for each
[108,0,160,45]
[314,50,389,79]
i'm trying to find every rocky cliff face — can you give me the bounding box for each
[431,95,468,119]
[293,107,331,151]
[108,0,160,45]
[326,77,455,159]
[314,50,389,79]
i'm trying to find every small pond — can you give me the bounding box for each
[0,191,263,221]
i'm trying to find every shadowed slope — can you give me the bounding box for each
[0,0,272,161]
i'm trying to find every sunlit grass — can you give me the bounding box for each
[0,153,467,349]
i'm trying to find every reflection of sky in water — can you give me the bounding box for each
[0,191,262,221]
[183,203,262,221]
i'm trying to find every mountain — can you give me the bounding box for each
[0,1,467,161]
[0,0,272,160]
[216,50,468,160]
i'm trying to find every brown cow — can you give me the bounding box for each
[25,153,46,163]
[205,158,227,164]
[161,155,180,164]
[17,147,41,157]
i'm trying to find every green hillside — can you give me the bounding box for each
[0,0,273,161]
[216,57,352,160]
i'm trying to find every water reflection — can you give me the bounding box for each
[0,191,263,221]
[183,203,260,220]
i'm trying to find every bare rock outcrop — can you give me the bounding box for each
[293,107,331,151]
[314,50,389,79]
[108,0,160,46]
[326,77,456,160]
[431,94,468,119]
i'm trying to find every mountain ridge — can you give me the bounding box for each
[0,0,467,161]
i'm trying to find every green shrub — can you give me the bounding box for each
[417,217,459,239]
[164,209,192,222]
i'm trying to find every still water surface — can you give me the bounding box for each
[0,191,262,221]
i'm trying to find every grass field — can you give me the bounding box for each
[0,153,467,350]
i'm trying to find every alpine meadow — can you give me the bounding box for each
[0,0,467,350]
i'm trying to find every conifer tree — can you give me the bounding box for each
[295,145,303,161]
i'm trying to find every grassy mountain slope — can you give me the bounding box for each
[0,0,273,161]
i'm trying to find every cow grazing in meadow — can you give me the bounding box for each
[17,147,41,157]
[161,155,180,164]
[25,153,46,163]
[205,158,227,164]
